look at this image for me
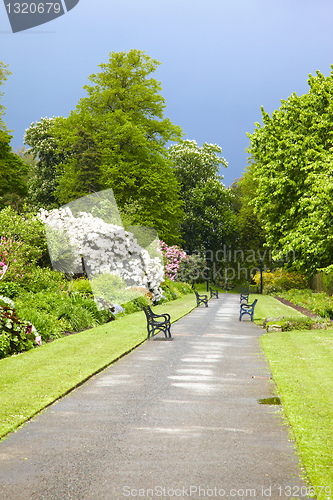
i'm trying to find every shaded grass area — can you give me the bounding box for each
[0,294,196,439]
[261,329,333,499]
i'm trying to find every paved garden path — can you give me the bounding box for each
[0,294,312,500]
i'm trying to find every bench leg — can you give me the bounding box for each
[164,324,172,338]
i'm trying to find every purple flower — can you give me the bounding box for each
[113,304,125,315]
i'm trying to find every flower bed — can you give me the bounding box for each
[0,299,41,359]
[278,289,333,319]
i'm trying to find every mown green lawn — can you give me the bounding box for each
[261,329,333,499]
[241,293,333,497]
[0,294,196,439]
[251,293,306,324]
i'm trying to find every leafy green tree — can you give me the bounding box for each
[169,140,228,189]
[55,128,103,202]
[24,117,66,208]
[231,174,267,251]
[247,67,333,274]
[0,130,28,207]
[168,140,236,254]
[0,62,28,208]
[0,206,48,266]
[225,175,273,285]
[0,62,11,130]
[55,49,184,244]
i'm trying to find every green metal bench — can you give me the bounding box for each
[143,305,172,340]
[239,299,258,322]
[194,290,208,307]
[209,287,218,299]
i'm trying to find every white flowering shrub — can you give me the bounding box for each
[39,191,164,304]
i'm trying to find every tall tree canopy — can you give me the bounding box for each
[230,175,267,252]
[0,62,28,207]
[1,130,28,206]
[24,117,66,208]
[247,67,333,274]
[0,61,11,130]
[54,49,184,244]
[168,140,236,254]
[55,128,103,201]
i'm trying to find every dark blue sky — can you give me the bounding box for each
[1,0,333,186]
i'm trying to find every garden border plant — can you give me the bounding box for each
[277,289,333,320]
[0,275,194,359]
[263,316,328,332]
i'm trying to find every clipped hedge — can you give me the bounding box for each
[263,315,328,332]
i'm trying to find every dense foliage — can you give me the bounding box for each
[0,300,40,359]
[168,140,236,253]
[24,117,67,208]
[230,176,267,253]
[48,50,184,244]
[159,278,193,303]
[247,67,333,274]
[175,253,207,284]
[278,288,333,319]
[0,130,28,208]
[0,63,28,208]
[253,269,308,294]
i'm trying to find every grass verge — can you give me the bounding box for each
[251,293,307,325]
[0,294,196,440]
[249,294,333,496]
[261,327,333,499]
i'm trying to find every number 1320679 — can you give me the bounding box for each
[5,2,62,14]
[278,485,331,498]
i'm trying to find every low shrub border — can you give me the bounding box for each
[263,316,328,332]
[278,289,333,320]
[0,278,194,360]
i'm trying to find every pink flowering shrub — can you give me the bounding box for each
[0,303,40,359]
[0,239,9,281]
[0,238,26,282]
[159,241,187,281]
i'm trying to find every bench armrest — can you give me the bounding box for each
[240,300,257,309]
[151,312,170,321]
